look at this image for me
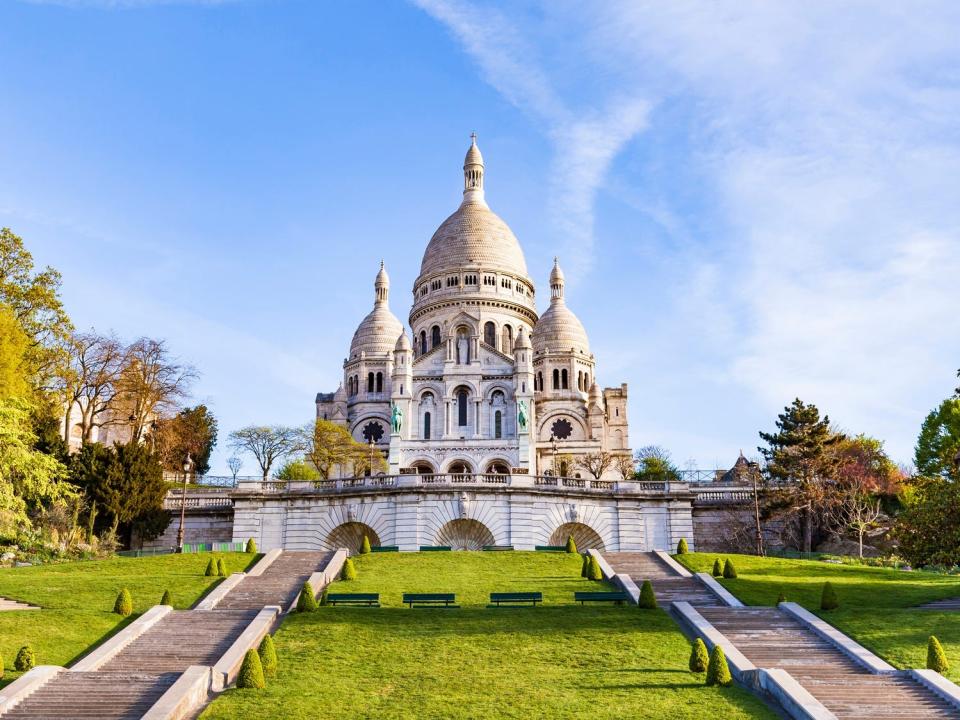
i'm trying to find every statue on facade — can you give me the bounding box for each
[391,403,403,433]
[517,399,528,431]
[456,330,469,364]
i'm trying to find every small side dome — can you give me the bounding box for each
[350,264,404,358]
[395,331,411,352]
[532,258,590,355]
[514,326,532,350]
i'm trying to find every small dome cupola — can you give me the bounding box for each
[462,133,485,205]
[550,257,565,302]
[532,257,590,356]
[350,262,404,359]
[375,260,390,305]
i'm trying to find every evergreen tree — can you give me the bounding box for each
[565,535,577,553]
[580,553,590,578]
[587,555,603,581]
[723,559,737,579]
[638,580,657,609]
[245,538,257,554]
[689,638,709,673]
[0,651,3,680]
[712,558,723,577]
[360,535,371,554]
[341,557,357,580]
[676,538,688,554]
[776,591,786,605]
[296,581,318,612]
[820,582,839,610]
[113,588,133,616]
[928,635,949,673]
[914,398,960,480]
[217,558,227,577]
[14,646,35,672]
[759,399,841,552]
[204,558,216,576]
[160,589,172,606]
[258,634,278,677]
[237,648,265,689]
[705,645,732,686]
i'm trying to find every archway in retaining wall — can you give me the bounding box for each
[434,519,495,551]
[326,522,380,553]
[549,522,605,551]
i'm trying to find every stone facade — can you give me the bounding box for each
[316,137,630,478]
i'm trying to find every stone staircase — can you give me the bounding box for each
[698,606,959,719]
[2,551,334,720]
[603,551,721,606]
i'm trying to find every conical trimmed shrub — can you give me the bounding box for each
[689,638,709,673]
[723,559,737,579]
[676,538,689,555]
[216,558,227,577]
[204,558,216,576]
[114,588,133,616]
[319,588,329,606]
[160,589,172,606]
[258,634,278,677]
[341,557,357,581]
[360,535,371,554]
[297,581,318,613]
[776,591,786,605]
[712,558,723,577]
[587,555,603,581]
[820,582,839,610]
[245,538,257,554]
[14,646,35,672]
[237,648,265,689]
[580,554,590,578]
[928,635,949,673]
[565,535,577,554]
[706,645,732,686]
[639,580,657,609]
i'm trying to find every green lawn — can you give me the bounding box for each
[677,552,960,681]
[0,552,257,685]
[201,552,776,720]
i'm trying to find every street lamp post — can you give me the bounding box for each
[550,434,557,476]
[176,453,193,553]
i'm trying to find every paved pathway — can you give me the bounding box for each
[604,552,959,720]
[915,597,960,611]
[0,597,40,611]
[2,551,332,720]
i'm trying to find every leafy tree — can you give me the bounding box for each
[634,446,681,483]
[0,228,73,393]
[689,638,709,673]
[895,476,960,566]
[301,419,385,479]
[112,338,197,443]
[275,459,320,481]
[237,648,265,689]
[758,399,841,552]
[705,645,732,686]
[928,635,949,673]
[914,398,960,480]
[0,304,33,400]
[154,405,218,477]
[0,397,71,536]
[229,425,301,480]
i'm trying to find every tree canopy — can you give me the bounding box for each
[154,404,218,476]
[914,398,960,481]
[229,425,301,480]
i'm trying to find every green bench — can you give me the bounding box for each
[326,593,380,607]
[371,546,399,553]
[482,545,514,551]
[574,591,629,606]
[419,546,452,552]
[534,545,566,552]
[403,593,458,608]
[489,592,542,607]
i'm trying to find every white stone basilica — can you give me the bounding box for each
[316,136,631,480]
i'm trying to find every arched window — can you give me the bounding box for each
[420,331,427,355]
[457,389,468,426]
[484,321,496,347]
[552,369,560,390]
[537,372,543,392]
[423,412,431,440]
[495,410,502,439]
[431,325,441,349]
[577,371,583,391]
[376,372,383,393]
[561,369,568,390]
[367,372,374,392]
[502,325,513,353]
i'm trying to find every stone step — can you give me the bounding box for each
[2,672,177,720]
[603,551,721,606]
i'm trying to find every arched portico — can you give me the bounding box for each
[550,522,604,551]
[326,522,381,553]
[435,519,495,550]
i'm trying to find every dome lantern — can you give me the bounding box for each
[375,260,389,305]
[463,132,485,205]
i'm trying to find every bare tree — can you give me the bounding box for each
[837,490,882,559]
[112,338,197,442]
[576,451,615,480]
[228,425,301,480]
[62,331,125,444]
[227,456,243,481]
[614,453,636,481]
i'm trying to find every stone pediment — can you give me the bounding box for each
[477,344,515,372]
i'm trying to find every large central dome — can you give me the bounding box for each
[418,136,530,280]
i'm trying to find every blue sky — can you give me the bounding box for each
[2,0,958,474]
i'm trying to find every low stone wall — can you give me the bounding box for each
[136,508,234,550]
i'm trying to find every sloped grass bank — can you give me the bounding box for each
[201,552,775,719]
[0,552,255,685]
[677,552,960,682]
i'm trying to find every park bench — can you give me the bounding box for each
[371,546,399,553]
[574,591,629,606]
[489,592,542,607]
[482,545,514,551]
[419,546,452,552]
[534,545,566,552]
[326,593,380,607]
[403,593,458,608]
